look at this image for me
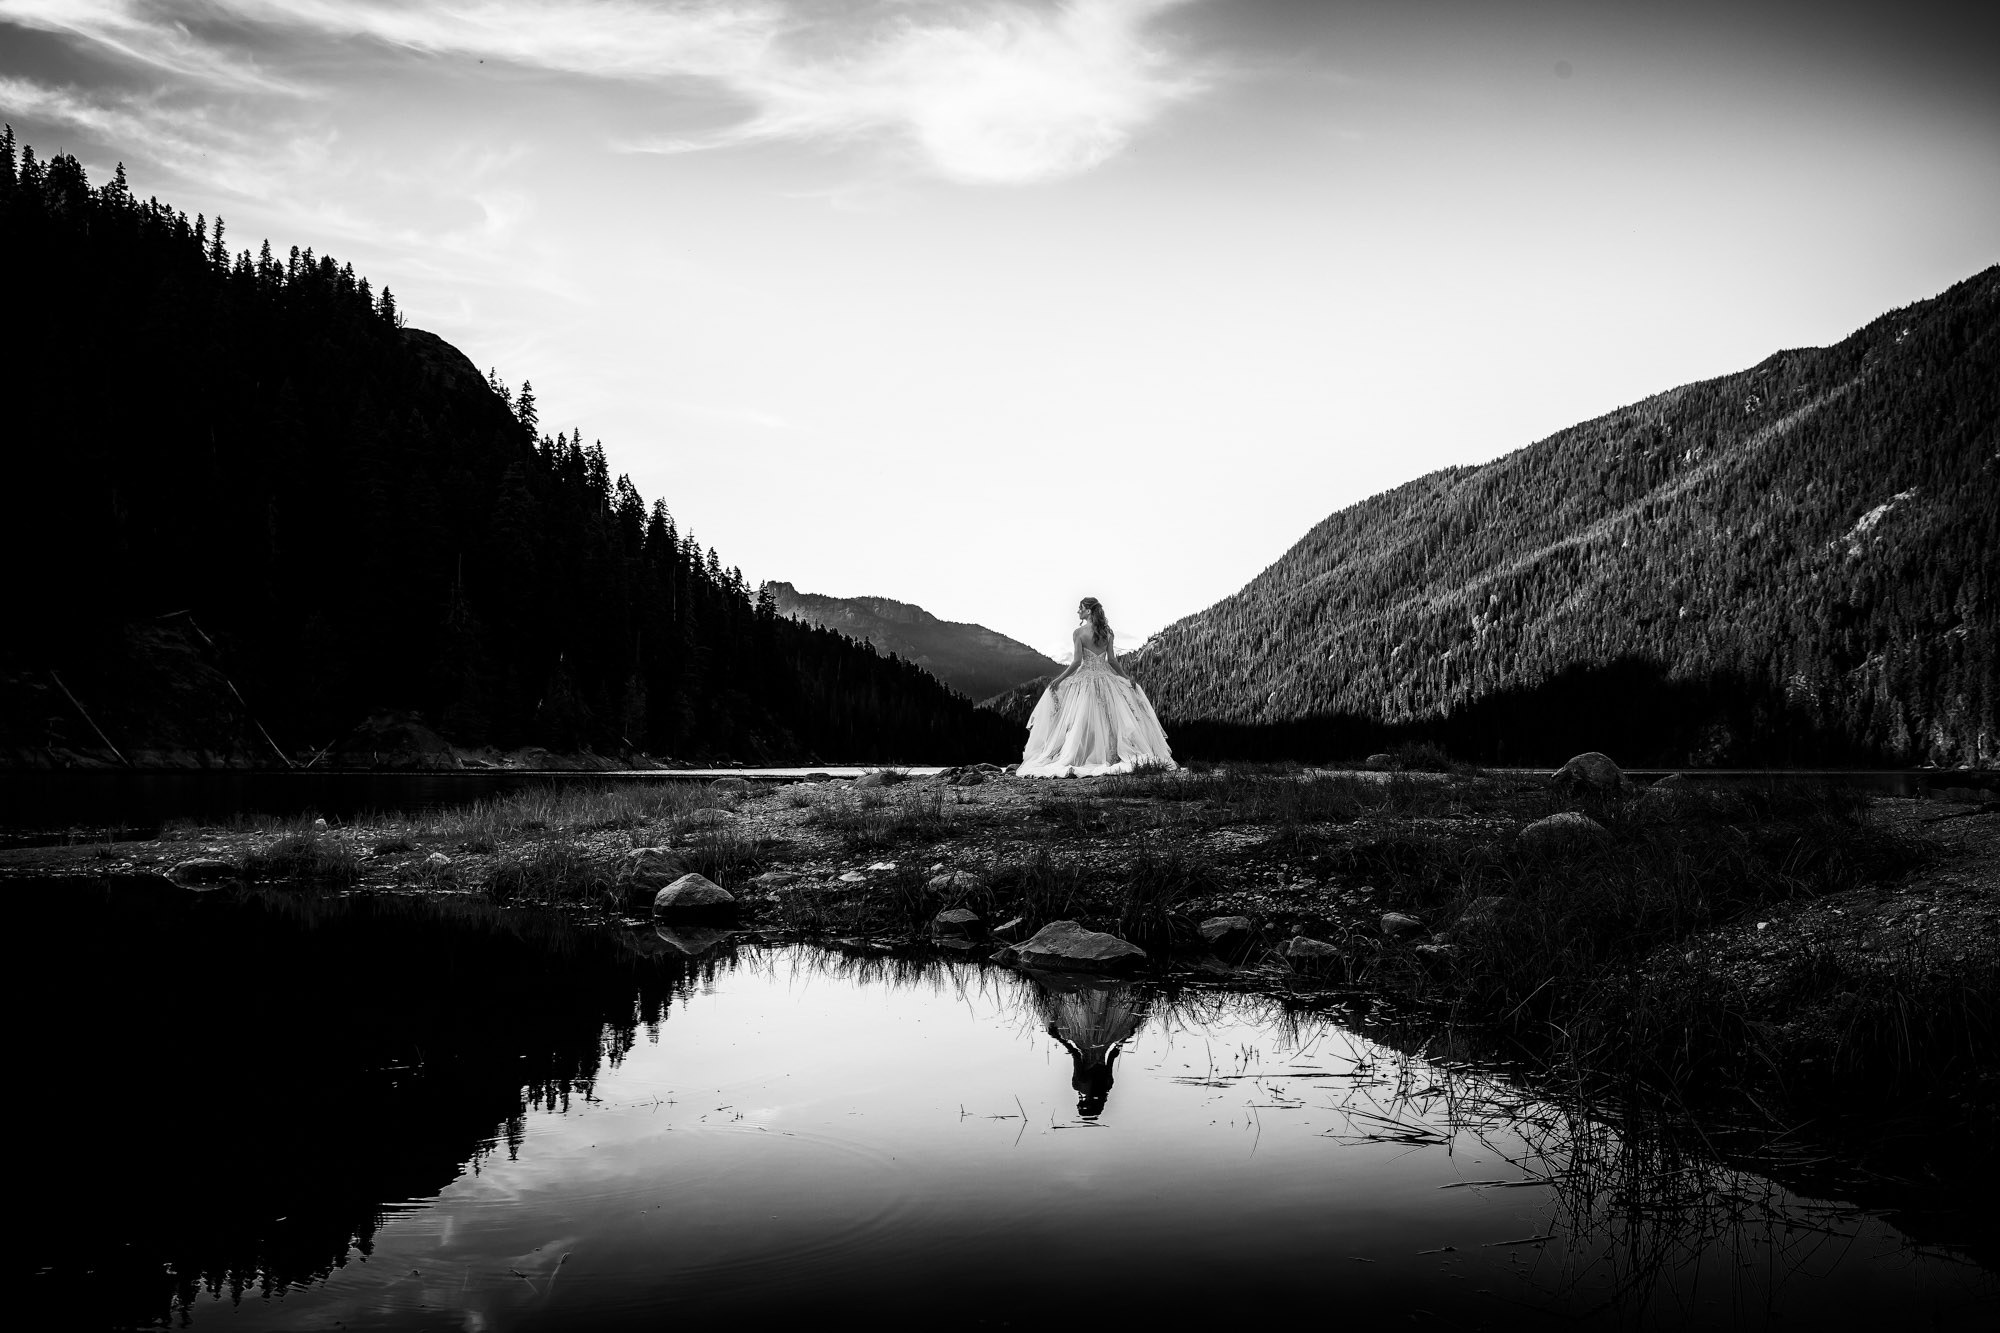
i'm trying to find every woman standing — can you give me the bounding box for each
[1018,597,1176,778]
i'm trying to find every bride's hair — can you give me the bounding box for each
[1078,597,1112,648]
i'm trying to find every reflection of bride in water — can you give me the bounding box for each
[1027,973,1151,1119]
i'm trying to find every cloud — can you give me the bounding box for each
[0,0,1212,185]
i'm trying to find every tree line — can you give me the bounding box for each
[0,132,1018,764]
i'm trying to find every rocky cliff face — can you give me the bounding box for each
[765,582,1060,703]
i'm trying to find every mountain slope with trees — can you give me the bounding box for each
[0,134,1016,766]
[1133,267,1998,767]
[764,582,1060,702]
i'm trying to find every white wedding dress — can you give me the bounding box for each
[1019,630,1177,778]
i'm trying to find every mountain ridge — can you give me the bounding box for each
[764,582,1061,703]
[1132,266,1999,766]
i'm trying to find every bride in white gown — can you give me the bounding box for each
[1019,598,1177,778]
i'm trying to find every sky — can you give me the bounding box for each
[4,1,1998,661]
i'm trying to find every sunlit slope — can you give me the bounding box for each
[1134,267,1998,765]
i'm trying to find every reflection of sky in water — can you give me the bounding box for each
[186,949,1992,1328]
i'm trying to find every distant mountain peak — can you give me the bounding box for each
[764,583,1058,703]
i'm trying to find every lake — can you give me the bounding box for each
[24,878,1994,1329]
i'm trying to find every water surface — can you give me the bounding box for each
[27,883,1994,1329]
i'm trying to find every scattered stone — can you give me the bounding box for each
[426,852,452,868]
[804,772,833,782]
[974,763,1004,774]
[951,770,988,786]
[169,857,236,885]
[1413,943,1456,959]
[1198,915,1257,953]
[855,769,906,788]
[1364,753,1395,771]
[708,776,754,796]
[1520,811,1611,852]
[931,908,984,940]
[312,817,328,831]
[652,873,735,914]
[838,871,870,884]
[1380,912,1425,938]
[1551,751,1626,792]
[992,916,1027,942]
[750,869,800,892]
[996,920,1146,972]
[866,861,898,872]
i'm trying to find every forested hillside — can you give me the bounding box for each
[1135,267,1999,767]
[764,582,1060,702]
[0,135,1016,766]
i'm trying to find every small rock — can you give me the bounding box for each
[1551,751,1626,792]
[1520,811,1611,852]
[992,915,1027,942]
[426,852,452,868]
[932,908,984,940]
[974,763,1004,774]
[169,857,236,885]
[927,869,985,895]
[1364,753,1395,771]
[1283,935,1340,967]
[1198,915,1256,953]
[855,769,905,788]
[838,870,870,884]
[1413,943,1456,958]
[708,776,754,796]
[652,873,736,914]
[999,920,1146,972]
[619,846,686,889]
[1444,895,1531,941]
[312,817,328,831]
[804,772,833,782]
[866,861,898,872]
[951,770,988,786]
[750,869,800,891]
[1380,912,1425,938]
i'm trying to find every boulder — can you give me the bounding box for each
[1551,751,1626,792]
[855,769,905,788]
[652,924,732,956]
[1364,753,1395,771]
[169,857,236,885]
[1380,912,1425,938]
[998,920,1147,972]
[619,847,687,893]
[652,873,736,914]
[1520,811,1610,852]
[1197,915,1257,953]
[931,908,985,940]
[708,776,755,796]
[974,763,1005,774]
[425,852,452,868]
[951,770,988,786]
